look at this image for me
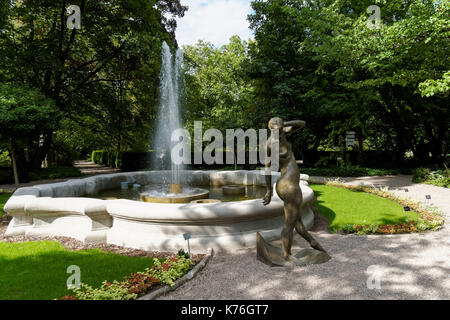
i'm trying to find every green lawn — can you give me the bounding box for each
[0,192,11,218]
[0,241,157,300]
[310,184,420,231]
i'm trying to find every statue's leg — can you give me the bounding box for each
[295,213,327,253]
[281,203,298,259]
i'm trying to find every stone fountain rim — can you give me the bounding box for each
[4,170,312,223]
[3,170,315,251]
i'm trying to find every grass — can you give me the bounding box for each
[309,184,420,231]
[0,241,157,300]
[0,192,12,218]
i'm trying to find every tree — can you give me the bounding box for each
[248,0,449,166]
[0,0,8,28]
[0,83,61,182]
[184,36,257,131]
[0,0,187,171]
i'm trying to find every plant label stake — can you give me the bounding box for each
[183,232,191,257]
[404,206,410,221]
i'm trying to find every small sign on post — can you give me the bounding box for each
[345,131,356,147]
[183,232,191,258]
[404,206,410,221]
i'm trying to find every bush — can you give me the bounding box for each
[412,168,450,188]
[28,166,82,181]
[91,150,152,171]
[72,281,137,300]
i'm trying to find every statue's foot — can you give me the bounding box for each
[311,240,327,253]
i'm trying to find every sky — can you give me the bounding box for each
[175,0,254,48]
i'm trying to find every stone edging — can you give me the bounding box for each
[137,248,214,300]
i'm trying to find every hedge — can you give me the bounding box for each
[91,150,152,171]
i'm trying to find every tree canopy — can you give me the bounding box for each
[0,0,186,177]
[247,0,449,165]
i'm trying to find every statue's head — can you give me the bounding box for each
[269,117,305,134]
[268,117,284,131]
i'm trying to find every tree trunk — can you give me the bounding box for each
[343,136,347,166]
[10,147,19,186]
[357,127,364,166]
[30,132,53,171]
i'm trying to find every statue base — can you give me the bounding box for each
[256,232,331,267]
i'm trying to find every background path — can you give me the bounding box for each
[160,175,450,300]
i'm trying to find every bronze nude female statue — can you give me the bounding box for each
[262,117,327,262]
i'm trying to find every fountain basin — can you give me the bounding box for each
[141,187,209,203]
[3,170,314,252]
[222,185,245,196]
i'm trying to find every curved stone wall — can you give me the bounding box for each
[4,170,314,252]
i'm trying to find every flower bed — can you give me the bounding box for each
[61,250,193,300]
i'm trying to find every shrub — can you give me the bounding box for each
[148,255,192,286]
[177,249,190,259]
[412,168,450,188]
[72,281,137,300]
[28,166,82,181]
[91,150,152,171]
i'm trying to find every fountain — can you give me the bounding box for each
[2,41,317,253]
[141,42,210,203]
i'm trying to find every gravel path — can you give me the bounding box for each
[160,175,450,300]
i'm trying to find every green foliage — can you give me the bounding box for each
[248,0,449,165]
[91,150,121,168]
[0,83,61,145]
[28,166,82,181]
[183,36,258,132]
[148,255,192,286]
[0,151,10,167]
[177,249,190,259]
[91,150,152,171]
[0,0,8,28]
[0,192,12,218]
[72,281,137,301]
[412,168,450,188]
[0,0,187,172]
[415,218,443,232]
